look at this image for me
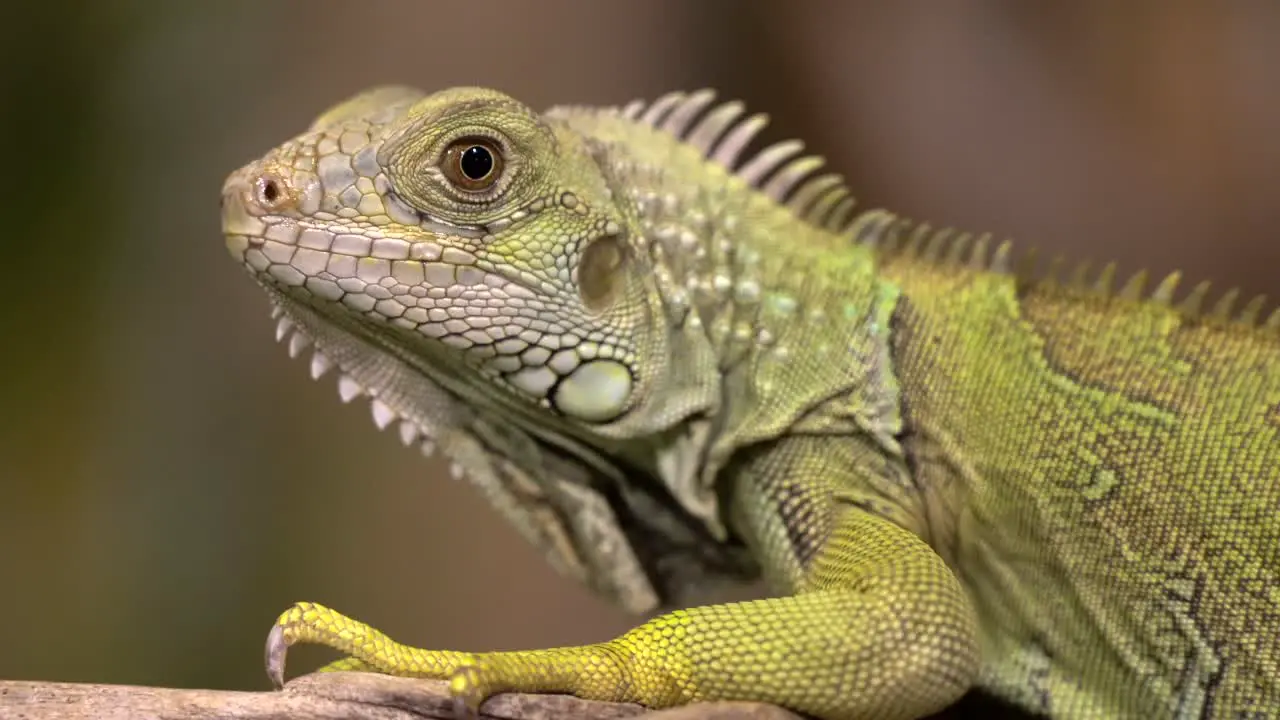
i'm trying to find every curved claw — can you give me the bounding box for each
[265,622,290,689]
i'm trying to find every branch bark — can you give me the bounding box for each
[0,672,802,720]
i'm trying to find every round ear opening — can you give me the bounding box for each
[578,234,627,312]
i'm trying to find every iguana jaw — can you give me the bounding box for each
[220,217,751,613]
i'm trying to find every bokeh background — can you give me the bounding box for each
[1,0,1277,706]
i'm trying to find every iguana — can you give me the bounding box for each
[218,85,1280,720]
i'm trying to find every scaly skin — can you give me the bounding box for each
[220,86,1279,719]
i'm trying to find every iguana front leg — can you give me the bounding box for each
[265,439,979,720]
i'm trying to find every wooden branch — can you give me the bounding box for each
[0,672,802,720]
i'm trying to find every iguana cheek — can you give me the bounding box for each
[551,359,633,422]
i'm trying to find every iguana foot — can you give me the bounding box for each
[265,601,619,714]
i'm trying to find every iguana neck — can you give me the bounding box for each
[576,117,909,534]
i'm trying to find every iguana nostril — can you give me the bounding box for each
[253,173,291,211]
[261,179,280,203]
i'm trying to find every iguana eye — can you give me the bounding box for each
[441,138,503,191]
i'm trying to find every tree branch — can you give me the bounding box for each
[0,672,802,720]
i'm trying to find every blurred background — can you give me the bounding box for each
[1,0,1277,701]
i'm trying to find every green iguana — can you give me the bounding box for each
[218,86,1280,720]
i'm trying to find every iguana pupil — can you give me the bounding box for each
[458,145,493,180]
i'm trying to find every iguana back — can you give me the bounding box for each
[872,218,1280,714]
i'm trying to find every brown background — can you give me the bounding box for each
[1,0,1276,695]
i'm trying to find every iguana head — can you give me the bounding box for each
[222,86,671,423]
[219,85,864,610]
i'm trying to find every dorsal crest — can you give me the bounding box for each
[850,210,1279,335]
[614,90,860,235]
[609,91,1276,337]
